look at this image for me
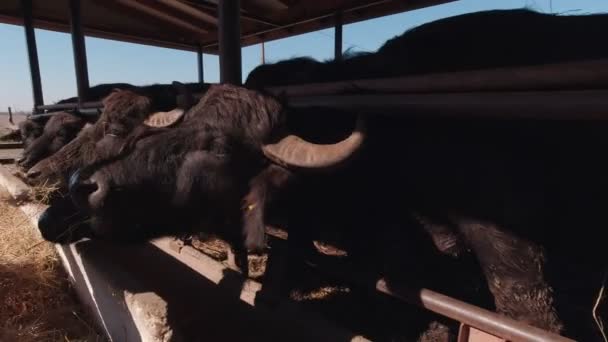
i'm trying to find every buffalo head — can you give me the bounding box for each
[17,112,89,170]
[26,82,193,190]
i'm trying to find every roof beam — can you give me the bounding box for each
[114,0,208,36]
[157,0,218,26]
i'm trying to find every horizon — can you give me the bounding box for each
[1,0,607,111]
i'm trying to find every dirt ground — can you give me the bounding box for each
[0,188,105,341]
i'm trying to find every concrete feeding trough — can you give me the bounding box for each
[0,164,369,342]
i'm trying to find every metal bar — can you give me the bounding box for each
[69,0,90,104]
[289,90,608,120]
[261,41,265,64]
[376,280,574,342]
[218,0,242,85]
[158,0,218,26]
[334,12,342,61]
[0,142,24,149]
[20,0,44,114]
[37,101,103,111]
[8,107,13,125]
[266,59,608,97]
[114,0,208,36]
[27,108,101,119]
[197,45,204,82]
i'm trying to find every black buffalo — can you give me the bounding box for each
[44,85,608,341]
[18,81,207,171]
[41,84,364,271]
[17,112,92,170]
[245,9,608,88]
[25,81,204,189]
[38,8,608,342]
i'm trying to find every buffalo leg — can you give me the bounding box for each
[241,164,293,252]
[456,219,563,333]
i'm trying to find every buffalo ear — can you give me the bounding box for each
[173,81,195,110]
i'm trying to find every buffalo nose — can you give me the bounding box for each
[69,171,98,195]
[69,171,99,210]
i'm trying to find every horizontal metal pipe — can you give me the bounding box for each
[376,279,574,342]
[266,59,608,97]
[27,108,101,119]
[0,142,23,149]
[290,89,608,120]
[37,101,104,111]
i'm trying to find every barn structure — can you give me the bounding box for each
[0,1,603,341]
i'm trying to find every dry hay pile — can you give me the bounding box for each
[0,188,104,342]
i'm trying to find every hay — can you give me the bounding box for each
[28,181,61,205]
[290,286,351,302]
[0,189,104,342]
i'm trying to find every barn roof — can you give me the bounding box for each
[0,0,453,54]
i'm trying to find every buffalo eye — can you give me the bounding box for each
[106,124,125,137]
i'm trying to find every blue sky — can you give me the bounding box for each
[1,0,607,111]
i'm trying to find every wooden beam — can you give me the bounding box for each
[114,0,208,36]
[157,0,218,26]
[20,0,44,113]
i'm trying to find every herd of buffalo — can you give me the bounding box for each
[6,9,608,341]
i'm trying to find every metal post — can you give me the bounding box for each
[218,0,242,85]
[197,45,204,83]
[261,41,265,64]
[69,0,90,104]
[334,12,343,61]
[8,107,13,125]
[21,0,44,114]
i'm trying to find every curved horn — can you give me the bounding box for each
[143,108,185,127]
[262,115,366,170]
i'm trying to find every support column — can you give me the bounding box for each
[334,12,343,61]
[218,0,242,85]
[69,0,90,104]
[197,45,204,83]
[21,0,44,113]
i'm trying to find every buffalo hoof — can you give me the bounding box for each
[38,197,91,244]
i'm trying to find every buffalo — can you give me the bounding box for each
[35,8,608,342]
[18,81,208,172]
[17,112,92,170]
[16,83,134,155]
[40,84,363,275]
[25,81,205,189]
[245,9,608,88]
[43,85,608,341]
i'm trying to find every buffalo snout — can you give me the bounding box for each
[68,169,107,211]
[69,170,100,210]
[38,196,91,244]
